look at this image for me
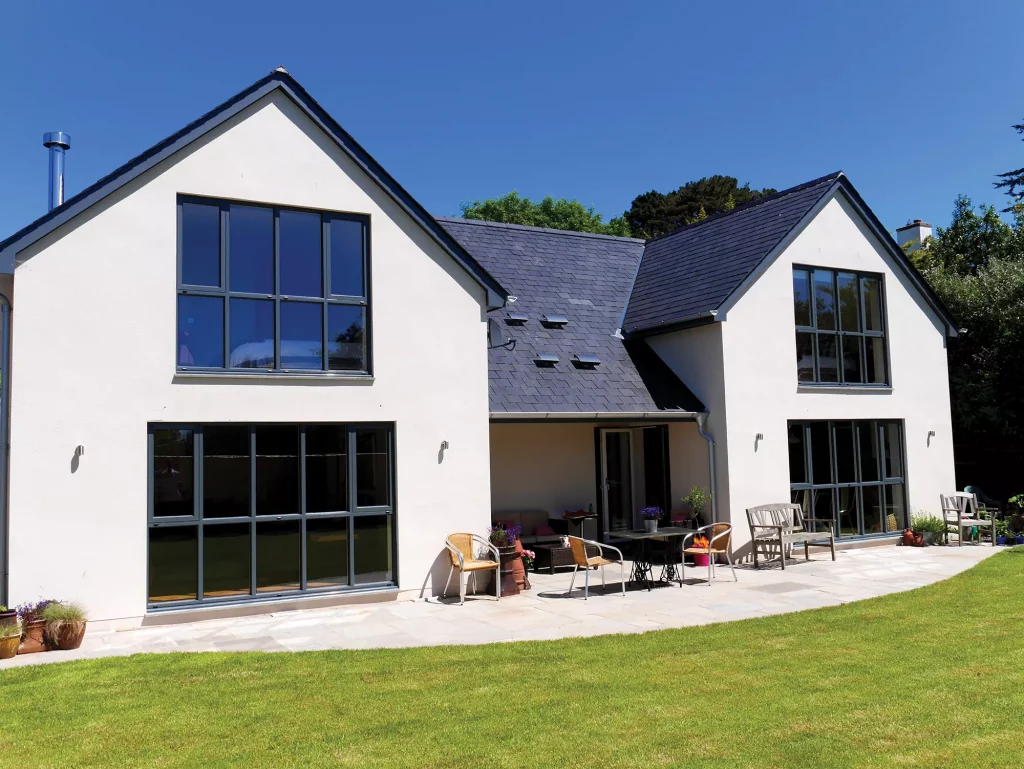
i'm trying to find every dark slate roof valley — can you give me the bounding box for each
[438,218,706,415]
[623,173,841,335]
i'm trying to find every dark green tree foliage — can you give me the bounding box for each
[622,175,777,238]
[994,119,1024,210]
[912,198,1024,492]
[459,192,632,236]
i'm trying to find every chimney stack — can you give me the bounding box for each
[43,132,71,211]
[895,219,932,252]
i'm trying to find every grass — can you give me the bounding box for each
[2,550,1023,768]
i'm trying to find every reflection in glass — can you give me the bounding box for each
[203,523,251,598]
[356,429,390,507]
[280,302,323,370]
[328,305,366,372]
[863,485,884,534]
[810,422,832,485]
[862,276,883,332]
[788,424,806,484]
[813,489,836,534]
[884,484,906,532]
[838,272,860,331]
[834,422,856,483]
[795,332,815,382]
[177,295,224,368]
[354,515,392,584]
[148,527,197,602]
[307,518,349,588]
[793,269,811,326]
[181,202,220,287]
[866,337,887,384]
[814,270,835,330]
[858,422,880,482]
[153,429,194,517]
[841,335,863,384]
[882,423,904,478]
[229,298,274,368]
[256,426,299,515]
[836,487,859,536]
[306,425,347,512]
[279,210,322,297]
[256,520,301,593]
[330,218,365,297]
[816,334,839,383]
[229,205,274,294]
[203,425,250,518]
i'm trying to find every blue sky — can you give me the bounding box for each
[2,0,1022,240]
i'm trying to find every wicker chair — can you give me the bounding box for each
[566,536,625,600]
[444,533,500,605]
[681,523,737,586]
[940,493,996,547]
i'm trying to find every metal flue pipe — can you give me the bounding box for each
[43,131,71,211]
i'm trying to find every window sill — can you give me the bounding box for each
[174,369,374,384]
[797,383,892,394]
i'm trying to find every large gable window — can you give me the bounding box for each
[177,197,370,375]
[793,266,887,385]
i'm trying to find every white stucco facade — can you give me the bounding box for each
[649,192,955,551]
[6,91,494,623]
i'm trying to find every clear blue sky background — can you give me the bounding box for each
[2,0,1022,240]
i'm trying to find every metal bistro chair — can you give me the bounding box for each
[444,533,501,605]
[940,493,996,547]
[566,536,625,599]
[681,523,738,586]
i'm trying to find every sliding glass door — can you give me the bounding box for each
[147,423,395,608]
[788,420,906,538]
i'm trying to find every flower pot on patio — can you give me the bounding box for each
[48,620,87,651]
[901,529,915,547]
[496,546,520,597]
[0,609,16,623]
[512,540,531,591]
[693,553,710,567]
[0,634,19,660]
[19,619,47,654]
[997,535,1011,545]
[644,519,658,534]
[912,531,926,547]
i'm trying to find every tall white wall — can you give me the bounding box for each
[8,92,493,622]
[719,193,955,549]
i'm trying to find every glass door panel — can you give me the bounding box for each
[602,430,633,533]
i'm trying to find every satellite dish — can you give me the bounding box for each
[488,317,512,349]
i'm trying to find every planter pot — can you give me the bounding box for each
[1016,536,1024,545]
[0,635,19,659]
[18,619,47,654]
[496,546,520,597]
[644,519,658,534]
[0,609,16,623]
[693,553,710,567]
[912,532,926,547]
[48,620,87,651]
[922,531,936,546]
[997,535,1010,545]
[512,541,530,591]
[901,529,916,547]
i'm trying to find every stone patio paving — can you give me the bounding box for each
[1,544,998,669]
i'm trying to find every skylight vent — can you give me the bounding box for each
[505,312,529,325]
[572,353,601,368]
[534,352,560,367]
[541,314,569,328]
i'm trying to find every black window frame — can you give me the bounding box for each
[146,422,396,610]
[793,266,889,386]
[176,195,372,377]
[788,419,907,539]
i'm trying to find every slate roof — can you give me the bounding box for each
[438,218,706,415]
[623,173,841,335]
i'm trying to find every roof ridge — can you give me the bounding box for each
[644,171,844,244]
[436,216,645,243]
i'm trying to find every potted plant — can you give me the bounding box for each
[640,506,663,533]
[0,604,16,623]
[910,514,945,546]
[681,486,711,528]
[690,534,711,567]
[1008,497,1024,544]
[15,599,53,654]
[996,519,1012,546]
[42,601,88,651]
[0,619,20,660]
[488,525,521,597]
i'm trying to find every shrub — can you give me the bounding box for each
[910,514,946,536]
[0,620,19,639]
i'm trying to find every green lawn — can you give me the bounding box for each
[2,550,1023,768]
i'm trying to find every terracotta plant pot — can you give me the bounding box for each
[19,619,47,654]
[902,528,916,547]
[496,546,520,597]
[0,609,16,623]
[512,541,531,590]
[0,634,19,659]
[912,532,926,547]
[48,620,87,651]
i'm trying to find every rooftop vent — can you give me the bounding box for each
[572,353,601,368]
[505,312,529,325]
[43,132,71,212]
[534,352,560,366]
[541,313,569,328]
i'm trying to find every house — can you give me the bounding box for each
[0,70,958,626]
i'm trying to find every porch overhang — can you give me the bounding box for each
[489,411,704,423]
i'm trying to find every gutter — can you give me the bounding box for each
[489,411,702,421]
[695,413,718,524]
[623,310,718,339]
[0,295,10,607]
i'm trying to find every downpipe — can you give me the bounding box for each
[696,413,718,524]
[0,295,9,607]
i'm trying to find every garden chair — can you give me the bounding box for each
[964,485,1001,516]
[746,503,835,570]
[940,493,995,547]
[444,533,500,605]
[566,536,625,600]
[681,523,738,586]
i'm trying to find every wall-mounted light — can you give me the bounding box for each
[927,430,936,447]
[754,433,763,452]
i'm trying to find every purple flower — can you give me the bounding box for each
[16,599,54,624]
[639,506,663,520]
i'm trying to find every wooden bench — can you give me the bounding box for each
[746,503,836,570]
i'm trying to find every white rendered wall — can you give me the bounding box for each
[8,92,492,623]
[719,193,955,551]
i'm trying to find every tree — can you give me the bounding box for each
[906,195,1024,275]
[459,192,632,236]
[621,175,776,239]
[995,119,1024,210]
